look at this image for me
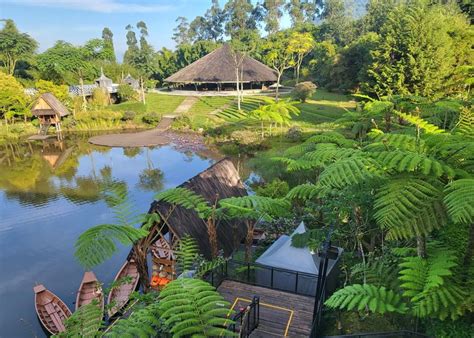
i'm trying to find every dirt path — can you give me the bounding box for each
[88,97,201,148]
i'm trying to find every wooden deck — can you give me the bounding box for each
[218,280,314,337]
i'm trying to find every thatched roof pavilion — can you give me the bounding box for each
[148,158,247,258]
[165,44,277,90]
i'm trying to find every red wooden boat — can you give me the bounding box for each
[76,271,104,313]
[33,284,72,335]
[107,259,140,318]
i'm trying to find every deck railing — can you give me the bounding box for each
[206,259,321,297]
[228,296,260,337]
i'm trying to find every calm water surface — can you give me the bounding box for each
[0,133,222,337]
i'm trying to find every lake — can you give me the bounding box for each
[0,133,229,337]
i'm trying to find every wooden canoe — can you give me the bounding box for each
[107,259,140,318]
[33,284,72,335]
[76,271,104,313]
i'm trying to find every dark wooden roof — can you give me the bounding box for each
[148,158,248,258]
[31,93,70,117]
[165,44,277,83]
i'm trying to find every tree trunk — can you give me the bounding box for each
[133,243,150,292]
[207,218,218,258]
[261,121,264,139]
[275,72,281,101]
[80,77,87,112]
[245,220,254,262]
[416,236,427,258]
[462,223,474,282]
[236,67,241,110]
[296,59,302,84]
[141,77,146,104]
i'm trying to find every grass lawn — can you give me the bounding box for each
[109,93,186,114]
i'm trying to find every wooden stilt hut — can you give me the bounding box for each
[135,158,248,287]
[31,93,70,139]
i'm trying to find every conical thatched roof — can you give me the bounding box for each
[31,93,70,117]
[148,158,248,258]
[165,44,277,83]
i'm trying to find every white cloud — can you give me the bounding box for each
[3,0,175,13]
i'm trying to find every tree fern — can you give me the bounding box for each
[158,278,236,337]
[373,179,445,240]
[395,111,446,134]
[57,302,103,338]
[325,284,407,314]
[444,179,474,224]
[75,224,149,269]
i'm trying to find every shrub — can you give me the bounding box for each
[35,80,70,104]
[254,178,290,198]
[91,88,109,107]
[122,111,136,121]
[292,81,317,102]
[286,126,303,141]
[141,112,161,125]
[117,84,137,102]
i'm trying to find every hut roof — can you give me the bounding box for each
[31,93,70,117]
[148,158,248,258]
[165,44,277,83]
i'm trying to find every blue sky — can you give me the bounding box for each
[0,0,292,61]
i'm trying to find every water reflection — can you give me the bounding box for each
[0,133,220,337]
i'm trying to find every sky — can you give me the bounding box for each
[0,0,292,62]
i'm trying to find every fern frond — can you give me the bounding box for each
[395,111,445,134]
[155,187,212,218]
[59,302,103,337]
[374,179,445,240]
[159,278,237,337]
[325,284,407,314]
[444,179,474,224]
[453,106,474,137]
[105,301,162,337]
[302,146,362,166]
[370,151,456,178]
[75,224,148,269]
[305,132,357,148]
[319,157,382,189]
[367,132,425,152]
[176,235,200,272]
[286,183,322,200]
[272,157,318,171]
[219,195,290,220]
[399,246,466,319]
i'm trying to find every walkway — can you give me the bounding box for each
[88,96,198,147]
[218,280,314,337]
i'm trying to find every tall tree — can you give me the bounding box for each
[287,31,315,83]
[172,17,191,46]
[319,0,356,45]
[363,1,473,98]
[262,32,296,100]
[123,24,139,65]
[203,0,226,42]
[263,0,285,35]
[0,72,27,123]
[36,41,94,84]
[101,27,116,62]
[224,0,259,41]
[0,19,37,75]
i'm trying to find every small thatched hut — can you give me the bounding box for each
[31,93,70,136]
[143,158,248,281]
[95,69,113,90]
[123,74,139,89]
[165,44,277,91]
